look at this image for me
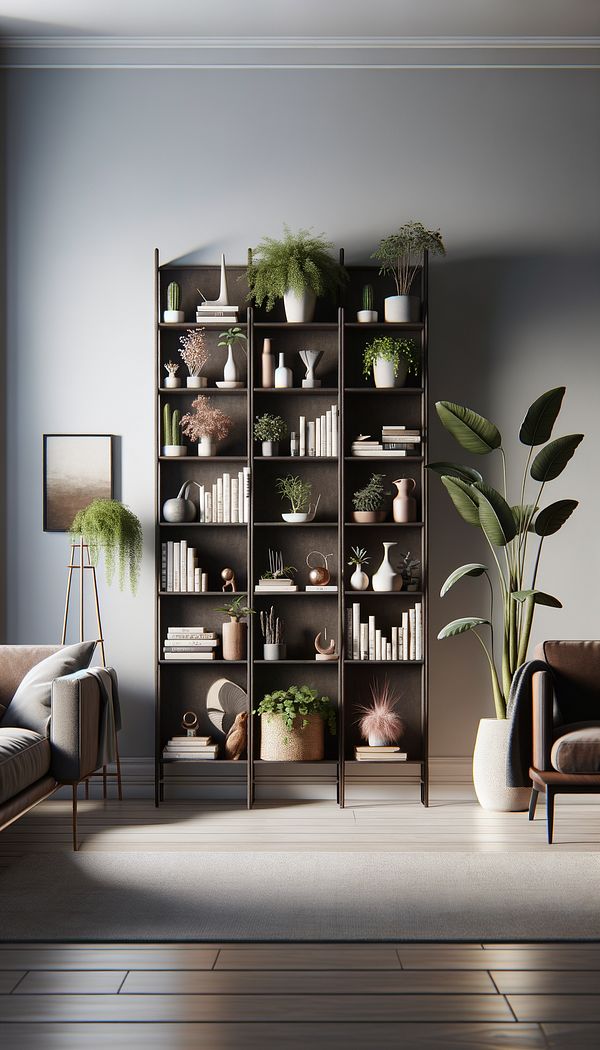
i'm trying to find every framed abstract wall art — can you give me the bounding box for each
[43,434,113,532]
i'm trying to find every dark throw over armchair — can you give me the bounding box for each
[529,641,600,843]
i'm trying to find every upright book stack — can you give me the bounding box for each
[162,735,218,760]
[161,542,208,593]
[296,405,338,457]
[163,626,219,661]
[186,468,250,524]
[347,602,423,661]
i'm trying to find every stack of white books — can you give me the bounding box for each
[347,602,423,661]
[352,427,420,457]
[163,627,218,661]
[255,577,298,594]
[163,735,218,760]
[354,745,407,762]
[186,468,250,524]
[296,405,338,457]
[161,543,209,593]
[196,303,239,325]
[305,584,337,592]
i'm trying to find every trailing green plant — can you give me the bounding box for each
[429,387,582,718]
[254,413,288,443]
[372,221,446,296]
[254,685,337,737]
[70,499,143,594]
[166,281,181,311]
[276,474,312,514]
[362,336,419,380]
[348,545,370,567]
[352,473,386,512]
[362,284,374,311]
[217,326,247,352]
[163,403,182,446]
[216,594,255,622]
[247,225,348,312]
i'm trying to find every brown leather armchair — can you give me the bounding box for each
[529,641,600,843]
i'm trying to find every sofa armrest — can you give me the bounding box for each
[49,673,102,783]
[532,669,554,771]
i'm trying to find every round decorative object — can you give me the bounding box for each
[221,568,237,592]
[314,631,337,662]
[162,481,198,523]
[472,718,530,812]
[206,678,248,736]
[306,551,332,587]
[181,711,198,734]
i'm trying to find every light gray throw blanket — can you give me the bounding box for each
[86,667,121,766]
[506,659,550,787]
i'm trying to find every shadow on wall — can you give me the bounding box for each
[427,250,600,760]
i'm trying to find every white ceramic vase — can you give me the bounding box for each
[284,288,316,323]
[472,718,530,812]
[373,356,408,389]
[223,346,238,383]
[261,441,279,457]
[274,353,293,388]
[350,564,369,591]
[186,376,207,389]
[164,376,181,388]
[372,542,402,592]
[384,295,418,322]
[197,436,216,457]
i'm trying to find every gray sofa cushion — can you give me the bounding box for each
[551,724,600,773]
[1,642,96,735]
[0,728,51,805]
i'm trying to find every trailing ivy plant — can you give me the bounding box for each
[362,336,419,380]
[70,499,143,594]
[254,685,337,737]
[247,226,348,312]
[429,387,582,718]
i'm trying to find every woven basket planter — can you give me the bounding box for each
[259,713,324,761]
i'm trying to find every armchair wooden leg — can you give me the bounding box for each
[102,765,107,799]
[528,788,539,820]
[114,733,123,801]
[546,788,555,844]
[72,785,79,851]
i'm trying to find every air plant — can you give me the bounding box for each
[357,678,405,744]
[348,546,370,567]
[164,361,179,378]
[178,328,209,378]
[181,395,234,441]
[261,549,296,580]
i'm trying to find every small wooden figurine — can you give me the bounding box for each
[221,567,237,592]
[225,711,248,760]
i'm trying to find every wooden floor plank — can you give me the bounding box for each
[14,970,127,994]
[215,946,402,969]
[509,995,600,1022]
[0,948,218,970]
[398,947,600,970]
[0,972,25,993]
[493,970,600,994]
[542,1023,600,1048]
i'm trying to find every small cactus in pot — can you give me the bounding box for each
[162,402,187,457]
[164,281,185,323]
[357,283,378,323]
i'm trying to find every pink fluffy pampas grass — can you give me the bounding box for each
[357,678,404,744]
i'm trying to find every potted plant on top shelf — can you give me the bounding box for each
[352,473,387,523]
[254,413,288,456]
[181,395,234,457]
[428,386,582,812]
[247,225,348,323]
[255,684,336,761]
[216,593,255,661]
[276,474,320,523]
[357,284,378,324]
[363,336,419,389]
[372,221,445,322]
[179,329,209,389]
[164,281,184,324]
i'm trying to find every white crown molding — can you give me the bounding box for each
[0,35,598,69]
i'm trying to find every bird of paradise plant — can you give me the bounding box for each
[429,387,582,718]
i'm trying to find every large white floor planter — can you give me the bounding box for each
[472,718,530,812]
[283,288,316,323]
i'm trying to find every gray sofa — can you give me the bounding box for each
[0,644,109,849]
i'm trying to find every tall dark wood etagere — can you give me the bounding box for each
[154,248,428,807]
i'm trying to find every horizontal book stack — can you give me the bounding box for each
[354,746,408,762]
[163,627,218,661]
[189,468,251,524]
[255,577,298,595]
[352,427,421,457]
[296,405,338,457]
[162,735,218,760]
[195,303,239,325]
[161,543,209,593]
[347,602,423,661]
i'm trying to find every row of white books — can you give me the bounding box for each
[169,468,250,525]
[161,543,210,593]
[163,734,218,759]
[296,405,338,457]
[162,627,218,660]
[354,746,408,762]
[347,602,423,661]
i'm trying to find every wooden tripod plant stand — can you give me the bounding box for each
[62,538,122,800]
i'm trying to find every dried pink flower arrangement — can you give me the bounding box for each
[181,395,234,442]
[357,678,404,744]
[179,328,209,378]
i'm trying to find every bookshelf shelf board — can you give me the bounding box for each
[253,322,338,330]
[253,590,338,597]
[254,456,338,462]
[159,659,247,666]
[344,387,424,394]
[344,455,423,462]
[159,522,248,528]
[344,521,424,528]
[254,521,338,527]
[162,757,247,764]
[159,387,248,395]
[159,591,244,597]
[343,659,424,666]
[253,388,339,395]
[343,590,423,598]
[344,322,424,330]
[254,659,338,665]
[159,455,249,462]
[158,322,244,330]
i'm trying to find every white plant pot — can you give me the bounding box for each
[357,310,378,323]
[163,310,184,323]
[223,346,238,383]
[261,441,279,457]
[472,718,531,812]
[162,445,187,457]
[263,643,286,661]
[368,732,388,747]
[186,376,207,389]
[372,541,402,592]
[349,564,369,591]
[284,288,316,323]
[282,512,309,523]
[384,295,418,323]
[372,357,408,389]
[164,376,182,388]
[197,437,216,457]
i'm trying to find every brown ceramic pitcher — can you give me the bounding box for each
[392,478,417,523]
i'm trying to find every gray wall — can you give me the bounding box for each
[3,69,599,763]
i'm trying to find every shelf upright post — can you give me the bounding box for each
[421,250,430,807]
[154,248,161,807]
[247,305,255,809]
[338,303,346,807]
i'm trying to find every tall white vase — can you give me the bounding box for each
[372,542,402,592]
[472,718,530,812]
[223,346,238,383]
[284,288,316,323]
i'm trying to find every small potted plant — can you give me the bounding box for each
[254,413,288,456]
[276,474,320,523]
[399,551,421,591]
[179,329,209,389]
[357,678,405,746]
[372,221,446,322]
[162,403,187,457]
[260,606,286,661]
[163,361,181,389]
[357,284,378,323]
[216,593,254,661]
[363,336,419,389]
[217,326,247,386]
[347,546,370,591]
[255,684,336,761]
[70,499,143,594]
[247,225,348,323]
[352,473,387,523]
[164,281,184,324]
[181,395,234,456]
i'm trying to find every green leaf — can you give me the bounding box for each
[534,499,578,536]
[440,563,488,597]
[530,434,583,482]
[440,476,481,527]
[512,504,537,533]
[437,617,491,639]
[519,387,566,445]
[511,589,562,609]
[436,401,501,455]
[473,482,517,547]
[426,461,483,484]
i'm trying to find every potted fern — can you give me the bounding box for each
[70,499,143,594]
[372,221,445,322]
[247,225,348,323]
[255,685,336,761]
[254,413,288,457]
[352,473,387,523]
[363,336,419,389]
[429,386,582,811]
